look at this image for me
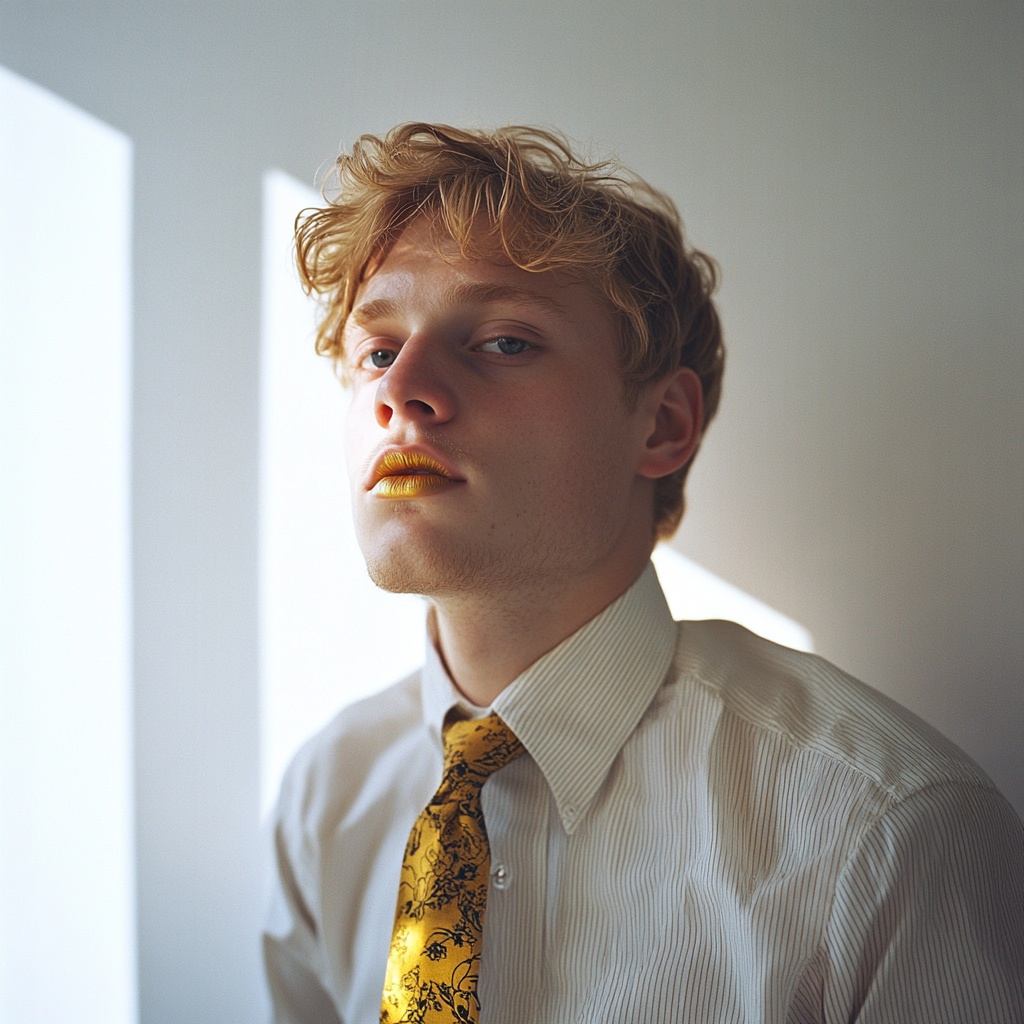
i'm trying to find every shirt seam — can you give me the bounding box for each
[817,778,1007,992]
[682,669,997,808]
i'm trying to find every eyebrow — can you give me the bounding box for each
[346,282,572,331]
[346,297,402,329]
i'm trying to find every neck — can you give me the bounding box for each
[429,539,654,707]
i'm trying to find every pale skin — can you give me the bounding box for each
[343,217,703,707]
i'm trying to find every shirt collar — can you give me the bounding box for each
[420,562,678,834]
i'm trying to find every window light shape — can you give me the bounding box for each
[0,65,136,1024]
[259,170,425,818]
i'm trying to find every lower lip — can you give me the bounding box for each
[372,474,459,498]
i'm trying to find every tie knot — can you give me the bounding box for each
[441,711,524,788]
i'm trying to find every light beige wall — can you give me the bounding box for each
[2,3,1020,1021]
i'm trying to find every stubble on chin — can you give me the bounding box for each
[363,540,474,597]
[363,535,545,599]
[359,508,561,600]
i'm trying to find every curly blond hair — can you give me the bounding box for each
[295,123,724,539]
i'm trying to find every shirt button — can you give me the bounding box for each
[490,862,510,890]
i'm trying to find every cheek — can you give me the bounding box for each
[502,390,635,499]
[542,374,635,457]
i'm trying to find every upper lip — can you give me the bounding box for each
[368,447,464,489]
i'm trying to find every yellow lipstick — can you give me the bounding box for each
[371,450,459,498]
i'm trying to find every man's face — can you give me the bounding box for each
[343,217,658,599]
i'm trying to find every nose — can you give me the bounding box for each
[374,334,457,429]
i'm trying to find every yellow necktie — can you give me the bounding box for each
[381,712,524,1024]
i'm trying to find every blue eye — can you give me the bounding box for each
[480,337,530,355]
[362,349,396,369]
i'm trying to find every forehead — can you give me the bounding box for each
[349,217,608,326]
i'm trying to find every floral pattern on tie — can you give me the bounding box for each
[381,712,524,1024]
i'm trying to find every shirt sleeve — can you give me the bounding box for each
[263,815,345,1024]
[822,781,1024,1023]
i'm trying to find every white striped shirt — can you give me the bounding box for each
[264,563,1024,1023]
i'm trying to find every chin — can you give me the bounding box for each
[363,540,476,597]
[360,521,547,598]
[355,503,587,598]
[356,510,474,596]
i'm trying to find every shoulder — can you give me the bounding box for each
[274,668,427,841]
[667,619,996,804]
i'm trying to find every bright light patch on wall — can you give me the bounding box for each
[651,545,812,652]
[259,170,425,818]
[0,67,136,1023]
[259,170,813,817]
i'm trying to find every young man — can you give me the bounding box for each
[263,124,1023,1024]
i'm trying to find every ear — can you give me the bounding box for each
[636,367,704,480]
